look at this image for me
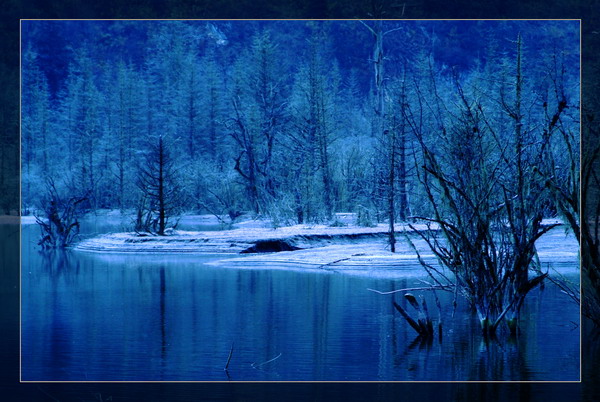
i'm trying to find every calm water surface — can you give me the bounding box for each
[21,221,580,381]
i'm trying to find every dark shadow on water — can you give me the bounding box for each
[36,248,82,285]
[39,249,70,274]
[472,327,534,381]
[393,333,436,378]
[412,335,434,351]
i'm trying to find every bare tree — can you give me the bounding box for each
[35,178,88,249]
[405,35,563,336]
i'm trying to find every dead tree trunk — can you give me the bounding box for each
[387,129,396,252]
[361,20,404,252]
[35,179,88,249]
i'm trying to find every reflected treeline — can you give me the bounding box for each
[22,245,579,380]
[159,266,167,361]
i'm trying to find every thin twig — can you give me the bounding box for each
[251,353,282,369]
[224,342,234,371]
[318,258,350,269]
[367,284,454,295]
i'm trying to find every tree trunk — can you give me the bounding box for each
[398,79,409,221]
[388,129,396,252]
[370,21,396,251]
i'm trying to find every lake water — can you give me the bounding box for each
[21,221,580,381]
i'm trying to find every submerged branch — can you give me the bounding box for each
[392,301,423,334]
[367,284,454,295]
[224,342,234,371]
[251,353,282,369]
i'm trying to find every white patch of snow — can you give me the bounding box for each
[70,217,578,279]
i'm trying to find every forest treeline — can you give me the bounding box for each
[21,20,579,229]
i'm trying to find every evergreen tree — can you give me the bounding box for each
[136,135,183,235]
[228,30,288,215]
[21,47,54,211]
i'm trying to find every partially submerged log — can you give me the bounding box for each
[392,300,422,335]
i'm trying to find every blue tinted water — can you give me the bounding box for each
[21,223,580,381]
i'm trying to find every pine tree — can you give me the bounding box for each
[137,135,183,235]
[228,31,287,215]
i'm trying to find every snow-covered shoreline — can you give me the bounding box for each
[70,218,578,277]
[74,223,404,254]
[73,217,567,254]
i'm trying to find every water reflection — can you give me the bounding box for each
[21,225,580,381]
[160,266,167,368]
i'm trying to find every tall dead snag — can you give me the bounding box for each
[360,20,406,252]
[405,35,560,336]
[35,179,88,249]
[396,76,411,222]
[386,128,397,252]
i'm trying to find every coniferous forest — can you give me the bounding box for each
[21,20,579,230]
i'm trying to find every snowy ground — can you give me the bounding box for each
[206,226,579,276]
[71,214,578,277]
[74,223,408,254]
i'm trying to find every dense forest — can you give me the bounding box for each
[21,20,579,234]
